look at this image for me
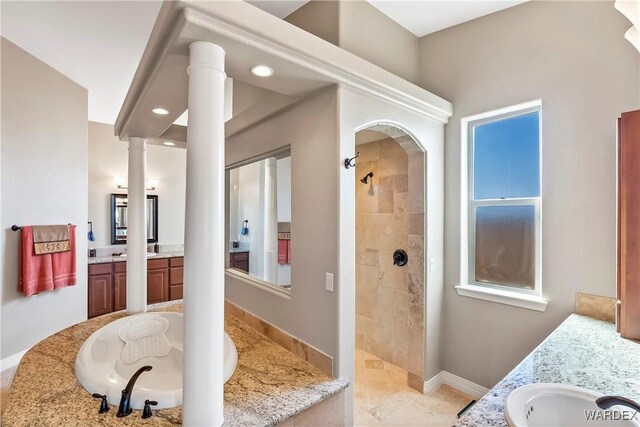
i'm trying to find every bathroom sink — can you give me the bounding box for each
[75,312,238,410]
[119,252,157,258]
[506,383,640,427]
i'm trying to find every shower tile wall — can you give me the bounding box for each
[355,137,425,388]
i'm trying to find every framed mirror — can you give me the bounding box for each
[110,193,159,244]
[226,147,291,290]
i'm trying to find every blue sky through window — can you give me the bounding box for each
[473,111,540,200]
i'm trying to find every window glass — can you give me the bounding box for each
[473,112,540,200]
[474,205,535,290]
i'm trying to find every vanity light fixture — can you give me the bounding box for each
[152,107,170,115]
[163,141,176,146]
[113,176,159,191]
[250,65,273,77]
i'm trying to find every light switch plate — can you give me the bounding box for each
[325,273,334,292]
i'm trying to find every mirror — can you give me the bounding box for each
[226,148,291,289]
[110,193,159,244]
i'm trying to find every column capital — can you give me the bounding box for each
[187,42,227,79]
[128,136,147,150]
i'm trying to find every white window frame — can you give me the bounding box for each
[455,100,547,312]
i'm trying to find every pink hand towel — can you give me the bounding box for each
[18,225,77,297]
[277,239,288,264]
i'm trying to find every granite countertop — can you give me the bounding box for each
[2,301,348,426]
[456,314,640,426]
[229,248,249,254]
[88,251,184,264]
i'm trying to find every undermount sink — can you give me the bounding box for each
[119,252,157,258]
[506,383,640,427]
[75,312,238,409]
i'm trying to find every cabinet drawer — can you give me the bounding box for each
[169,285,183,301]
[170,257,183,267]
[148,258,169,270]
[114,261,126,273]
[89,263,112,276]
[170,267,183,285]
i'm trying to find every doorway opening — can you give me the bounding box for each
[353,124,471,425]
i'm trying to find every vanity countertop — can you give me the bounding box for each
[456,314,640,426]
[2,301,348,427]
[88,251,184,264]
[229,248,249,254]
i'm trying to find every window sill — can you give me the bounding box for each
[455,284,548,312]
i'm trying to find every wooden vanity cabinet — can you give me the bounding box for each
[147,258,169,304]
[114,262,127,312]
[88,256,184,319]
[169,257,184,300]
[229,251,249,273]
[88,263,113,318]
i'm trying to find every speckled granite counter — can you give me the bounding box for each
[88,251,184,264]
[456,314,640,426]
[2,301,348,426]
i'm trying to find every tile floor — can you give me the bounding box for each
[355,349,473,426]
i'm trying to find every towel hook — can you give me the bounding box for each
[344,152,360,169]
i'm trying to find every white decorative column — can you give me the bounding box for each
[126,137,147,314]
[183,41,226,427]
[262,157,278,283]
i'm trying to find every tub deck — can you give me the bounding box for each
[2,301,348,426]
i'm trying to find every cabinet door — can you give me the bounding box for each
[147,269,169,304]
[169,285,183,301]
[88,274,113,318]
[114,272,127,311]
[619,109,640,340]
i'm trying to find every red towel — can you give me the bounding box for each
[18,225,77,297]
[278,239,291,264]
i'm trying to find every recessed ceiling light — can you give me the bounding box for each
[250,65,273,77]
[163,141,176,146]
[152,107,170,115]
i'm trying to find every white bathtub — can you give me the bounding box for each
[75,312,237,409]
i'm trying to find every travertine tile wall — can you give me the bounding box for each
[355,138,425,389]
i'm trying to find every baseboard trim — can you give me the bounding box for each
[423,370,489,399]
[1,348,29,372]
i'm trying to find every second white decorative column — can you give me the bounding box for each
[126,137,147,314]
[182,41,226,426]
[262,157,278,283]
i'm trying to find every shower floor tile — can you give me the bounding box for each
[354,349,472,426]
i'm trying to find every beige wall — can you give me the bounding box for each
[88,122,186,249]
[284,0,419,84]
[338,1,419,84]
[355,137,426,387]
[0,38,88,360]
[419,1,640,388]
[285,0,339,46]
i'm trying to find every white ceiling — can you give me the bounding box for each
[246,0,310,18]
[0,0,526,125]
[368,0,528,37]
[1,1,163,124]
